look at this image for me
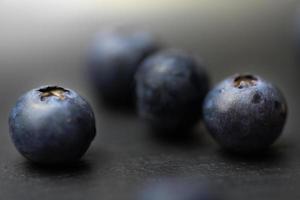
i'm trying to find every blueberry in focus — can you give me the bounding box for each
[87,29,160,105]
[9,86,96,164]
[135,49,209,132]
[203,74,287,153]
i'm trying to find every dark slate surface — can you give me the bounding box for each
[0,1,299,199]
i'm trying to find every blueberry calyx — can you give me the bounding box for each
[233,74,258,89]
[38,86,69,101]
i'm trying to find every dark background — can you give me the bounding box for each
[0,0,300,199]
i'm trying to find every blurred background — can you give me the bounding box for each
[0,0,300,199]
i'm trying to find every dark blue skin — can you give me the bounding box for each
[203,74,287,153]
[9,86,96,164]
[139,178,221,200]
[87,29,160,104]
[135,49,209,132]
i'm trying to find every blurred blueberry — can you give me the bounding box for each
[87,28,161,105]
[203,74,287,153]
[139,178,222,200]
[9,86,96,164]
[135,49,209,133]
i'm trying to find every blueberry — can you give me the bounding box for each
[139,178,221,200]
[203,74,288,153]
[87,29,160,105]
[135,49,209,132]
[9,86,96,164]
